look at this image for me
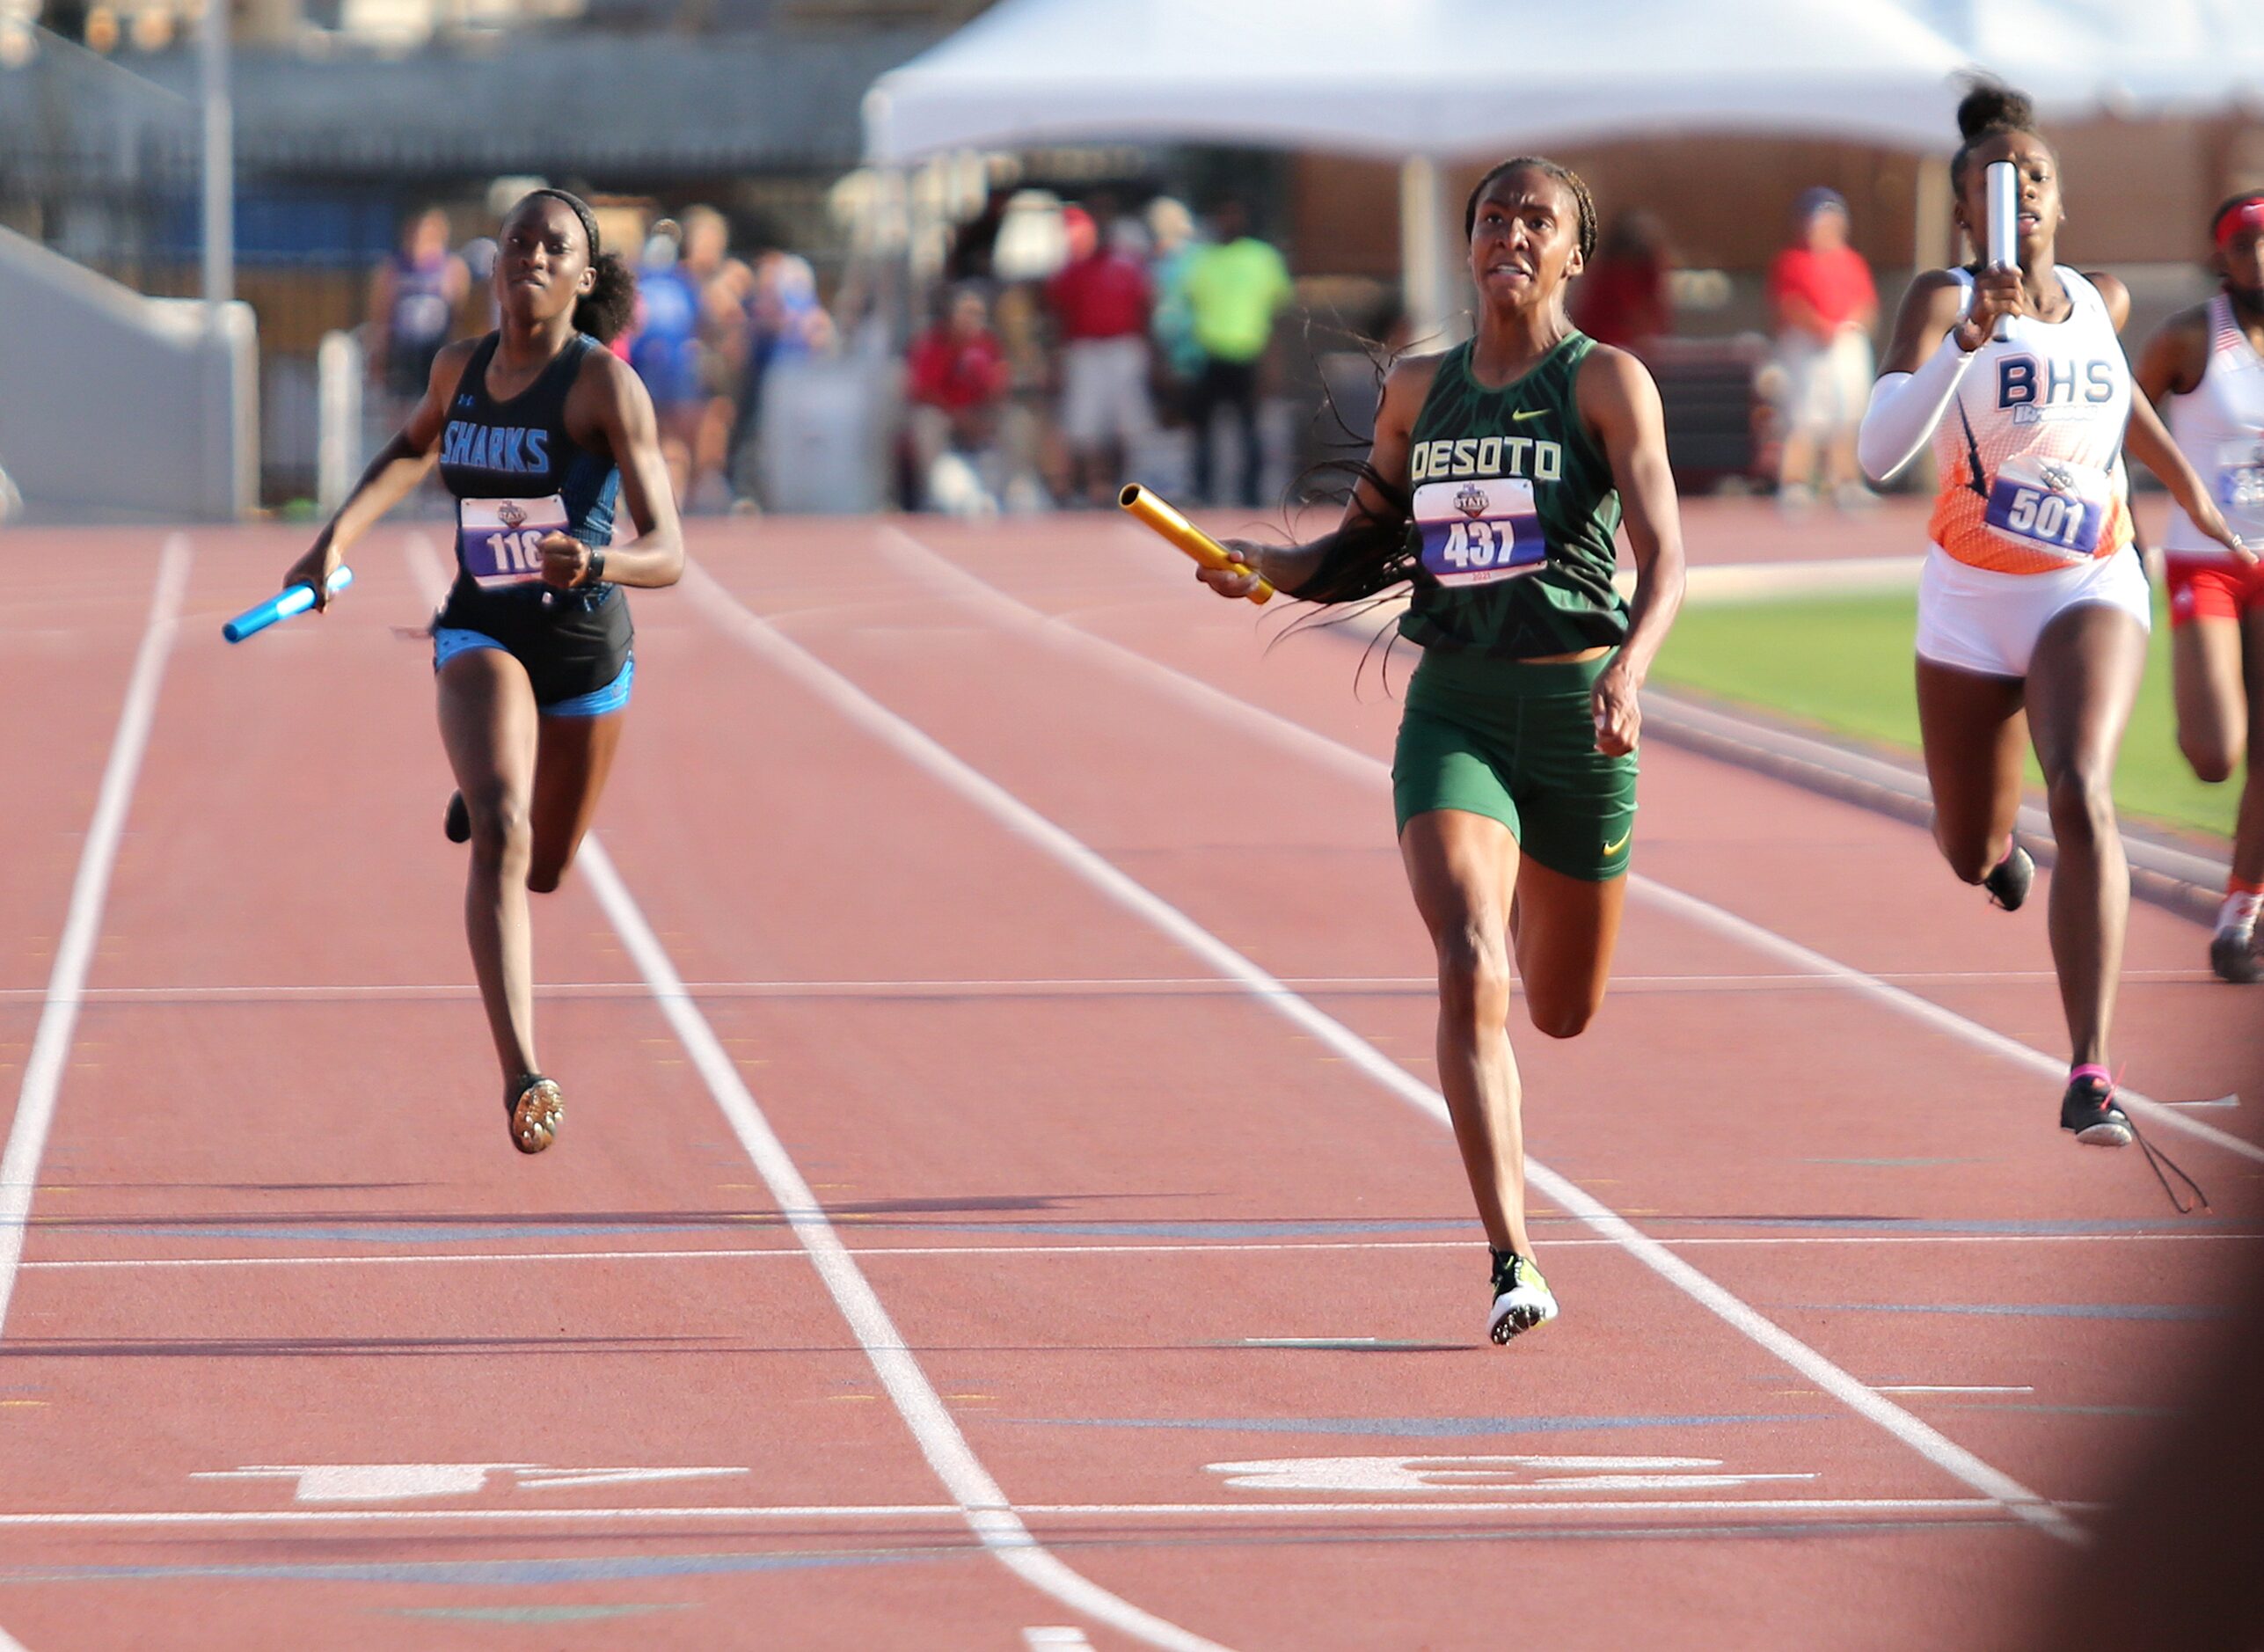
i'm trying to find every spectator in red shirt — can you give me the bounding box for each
[905,286,1019,514]
[1045,194,1155,506]
[1572,209,1673,355]
[1768,186,1880,508]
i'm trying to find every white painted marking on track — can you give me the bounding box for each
[1203,1456,1815,1495]
[190,1464,748,1502]
[574,836,1234,1652]
[1026,1631,1095,1651]
[1873,1385,2034,1395]
[0,536,189,1340]
[0,1496,2041,1528]
[881,523,2263,1171]
[0,965,2188,1005]
[19,1228,2251,1276]
[0,533,187,1652]
[697,548,2086,1545]
[410,534,1230,1651]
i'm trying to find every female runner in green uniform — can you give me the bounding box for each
[1198,157,1687,1342]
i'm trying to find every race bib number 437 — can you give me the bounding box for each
[1415,479,1545,588]
[1983,457,2110,561]
[459,495,568,589]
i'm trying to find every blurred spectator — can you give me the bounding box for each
[1768,186,1879,509]
[904,286,1016,514]
[1146,195,1205,418]
[1046,194,1155,507]
[367,207,468,420]
[728,248,838,505]
[682,205,756,511]
[630,219,707,505]
[458,230,501,333]
[1184,196,1293,508]
[1573,208,1673,355]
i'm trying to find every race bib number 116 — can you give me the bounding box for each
[459,495,568,589]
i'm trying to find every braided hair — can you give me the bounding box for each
[510,187,638,344]
[1463,157,1598,262]
[1949,83,2043,196]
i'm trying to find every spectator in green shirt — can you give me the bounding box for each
[1184,198,1294,506]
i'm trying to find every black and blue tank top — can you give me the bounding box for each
[439,331,619,558]
[433,331,632,698]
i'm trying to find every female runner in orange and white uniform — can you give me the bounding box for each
[2136,191,2264,983]
[1858,86,2253,1145]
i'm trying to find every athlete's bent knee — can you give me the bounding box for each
[2179,735,2238,786]
[1526,996,1597,1041]
[1932,821,1999,885]
[525,851,573,895]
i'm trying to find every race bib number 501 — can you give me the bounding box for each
[459,495,568,589]
[1414,478,1545,588]
[1983,457,2110,561]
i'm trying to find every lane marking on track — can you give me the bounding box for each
[0,966,2201,1005]
[0,534,187,1652]
[0,1496,2041,1528]
[694,551,2084,1546]
[1027,1632,1095,1651]
[404,535,1231,1652]
[0,536,190,1338]
[580,839,1236,1652]
[875,526,2264,1171]
[19,1228,2254,1273]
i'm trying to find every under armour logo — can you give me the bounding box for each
[457,395,474,407]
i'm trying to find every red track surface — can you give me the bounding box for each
[0,515,2257,1650]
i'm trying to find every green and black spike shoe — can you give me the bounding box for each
[1488,1248,1559,1345]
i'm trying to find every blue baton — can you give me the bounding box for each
[223,566,354,643]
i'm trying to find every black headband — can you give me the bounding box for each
[522,188,602,260]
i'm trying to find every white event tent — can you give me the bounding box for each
[1905,0,2264,118]
[862,0,1976,330]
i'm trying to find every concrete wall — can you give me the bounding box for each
[0,226,258,520]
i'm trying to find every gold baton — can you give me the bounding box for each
[1118,484,1275,604]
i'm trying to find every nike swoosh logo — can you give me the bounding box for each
[1512,409,1547,422]
[1603,829,1632,856]
[1956,401,1990,501]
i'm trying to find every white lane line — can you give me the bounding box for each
[0,967,2187,1004]
[876,526,2264,1172]
[408,533,1226,1650]
[0,536,190,1338]
[18,1228,2253,1273]
[1873,1385,2034,1394]
[576,837,1232,1652]
[688,560,2084,1546]
[1026,1631,1095,1652]
[0,1496,2030,1528]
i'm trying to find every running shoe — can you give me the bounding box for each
[444,791,470,844]
[2209,929,2261,985]
[2060,1073,2133,1147]
[508,1073,564,1154]
[1983,842,2034,912]
[1487,1250,1559,1344]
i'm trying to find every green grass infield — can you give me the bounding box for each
[1652,588,2235,843]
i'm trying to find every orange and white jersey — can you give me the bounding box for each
[1927,266,2134,575]
[2163,292,2264,559]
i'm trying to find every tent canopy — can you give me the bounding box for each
[863,0,1976,164]
[1906,0,2264,118]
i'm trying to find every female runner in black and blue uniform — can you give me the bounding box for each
[285,188,684,1154]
